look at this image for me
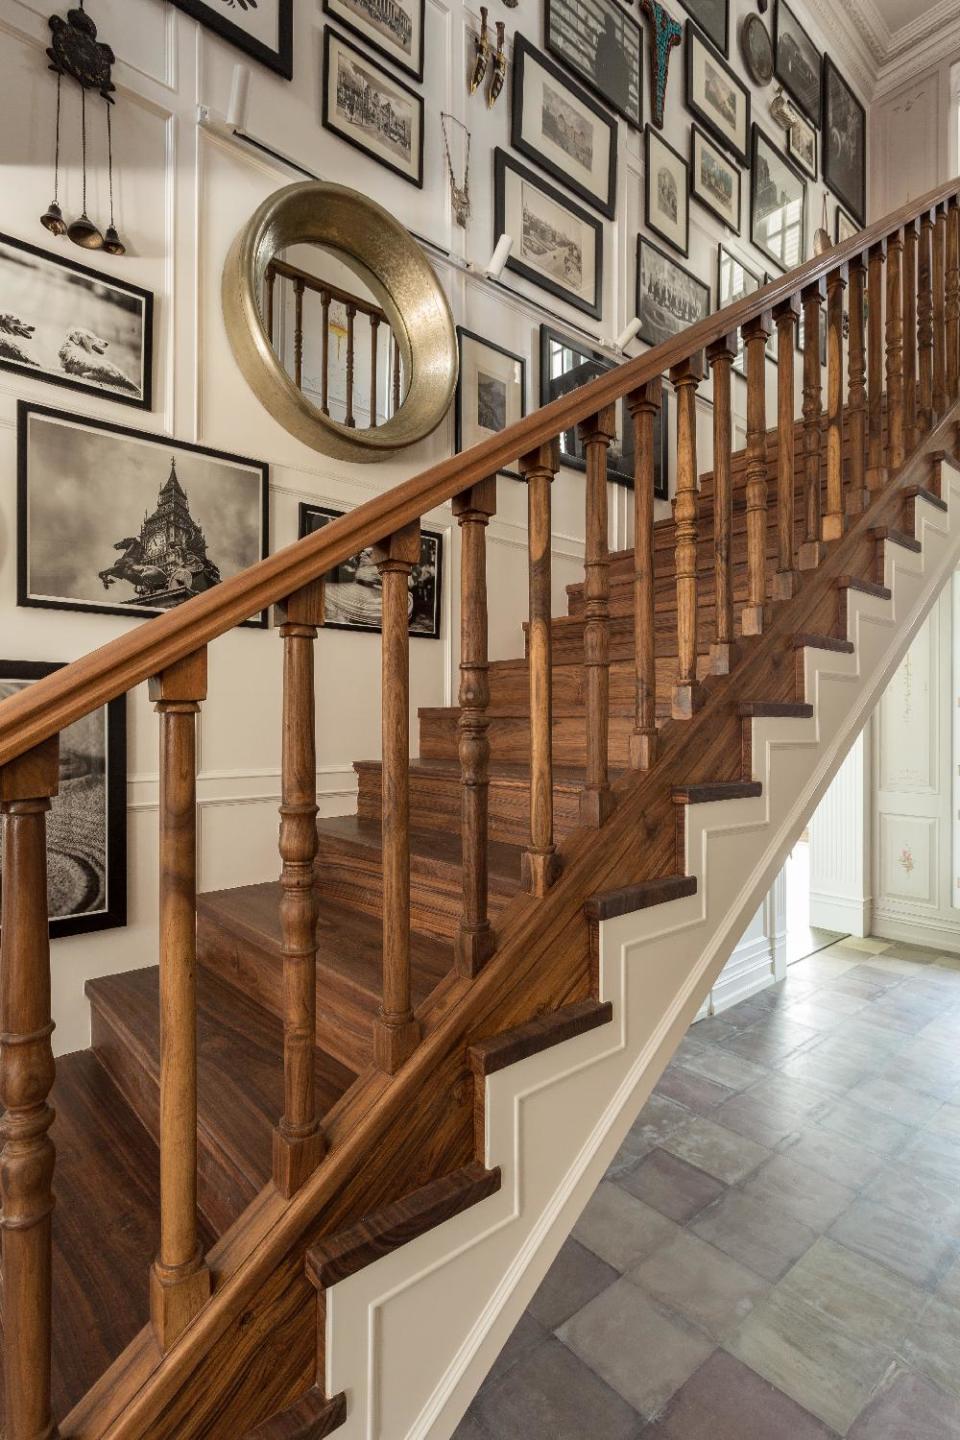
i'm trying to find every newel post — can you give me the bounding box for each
[520,439,560,895]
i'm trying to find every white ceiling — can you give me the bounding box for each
[868,0,948,31]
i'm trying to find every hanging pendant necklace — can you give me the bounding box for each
[441,112,471,228]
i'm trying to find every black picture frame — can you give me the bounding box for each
[511,36,618,220]
[677,0,729,56]
[298,503,443,639]
[0,231,153,411]
[455,327,527,481]
[822,56,867,227]
[322,0,425,82]
[684,22,751,167]
[690,124,742,234]
[645,127,690,257]
[636,234,712,350]
[544,0,643,129]
[788,113,818,181]
[169,0,293,79]
[494,149,604,321]
[17,402,270,627]
[774,0,821,127]
[322,27,425,189]
[0,661,126,939]
[750,124,807,273]
[835,204,858,244]
[717,243,762,374]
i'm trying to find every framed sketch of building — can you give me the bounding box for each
[822,57,866,227]
[685,22,750,165]
[511,36,618,219]
[645,127,690,257]
[636,235,711,349]
[299,504,442,638]
[494,150,603,320]
[774,0,821,127]
[0,661,126,939]
[322,28,424,187]
[170,0,292,78]
[690,124,741,232]
[323,0,424,80]
[545,0,642,129]
[835,205,858,243]
[788,111,818,181]
[750,124,807,273]
[456,328,526,480]
[0,232,152,410]
[677,0,729,56]
[17,403,269,626]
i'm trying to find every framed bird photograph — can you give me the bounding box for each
[0,233,153,410]
[169,0,293,79]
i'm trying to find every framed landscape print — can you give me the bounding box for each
[677,0,729,56]
[788,112,818,180]
[298,504,442,638]
[0,662,126,940]
[456,328,526,480]
[637,235,711,349]
[494,150,603,320]
[0,232,152,410]
[512,37,617,219]
[822,57,866,226]
[322,0,424,81]
[645,127,689,256]
[774,0,821,127]
[750,125,807,272]
[685,23,750,165]
[718,244,762,374]
[544,0,643,129]
[170,0,292,78]
[322,29,424,188]
[18,403,269,626]
[836,205,858,243]
[691,125,741,232]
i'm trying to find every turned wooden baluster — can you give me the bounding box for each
[885,232,905,472]
[773,297,800,596]
[846,251,869,516]
[578,406,616,827]
[705,335,739,672]
[799,278,826,569]
[345,304,357,429]
[273,582,325,1198]
[902,220,918,454]
[947,196,960,402]
[823,266,847,540]
[370,314,380,429]
[741,313,772,633]
[919,210,935,433]
[320,290,331,417]
[626,380,661,767]
[0,737,59,1440]
[933,204,947,417]
[520,440,560,894]
[294,277,305,391]
[453,478,497,976]
[149,650,212,1351]
[373,524,422,1073]
[669,355,705,716]
[866,242,887,490]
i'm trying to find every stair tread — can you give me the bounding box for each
[673,781,763,804]
[355,756,592,788]
[316,814,524,890]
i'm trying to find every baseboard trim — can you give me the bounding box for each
[809,891,873,937]
[871,909,960,955]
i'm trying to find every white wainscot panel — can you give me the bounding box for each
[197,793,283,892]
[878,611,936,793]
[879,813,937,906]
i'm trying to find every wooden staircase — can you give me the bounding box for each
[2,181,960,1440]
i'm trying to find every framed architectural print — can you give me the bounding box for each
[322,0,424,81]
[169,0,292,78]
[0,661,126,939]
[677,0,729,56]
[18,403,269,626]
[494,150,603,320]
[645,127,689,256]
[0,233,153,411]
[836,205,858,243]
[750,125,807,272]
[512,37,618,219]
[298,504,442,638]
[788,112,818,180]
[455,328,526,480]
[685,23,750,165]
[774,0,821,126]
[690,125,741,232]
[544,0,643,129]
[822,57,866,226]
[322,29,424,188]
[717,244,762,374]
[637,235,711,349]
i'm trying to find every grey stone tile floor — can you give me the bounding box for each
[454,937,960,1437]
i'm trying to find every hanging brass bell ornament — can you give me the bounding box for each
[103,224,125,256]
[40,199,67,236]
[67,211,104,249]
[813,195,833,256]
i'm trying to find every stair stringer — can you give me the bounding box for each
[319,460,960,1440]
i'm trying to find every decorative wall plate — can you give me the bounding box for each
[741,13,773,85]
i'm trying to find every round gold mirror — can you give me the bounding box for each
[222,181,458,462]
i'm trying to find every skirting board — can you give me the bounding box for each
[872,907,960,955]
[809,890,873,937]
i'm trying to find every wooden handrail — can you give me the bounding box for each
[265,258,389,326]
[2,175,960,767]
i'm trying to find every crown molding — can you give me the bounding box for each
[874,0,960,95]
[798,0,879,97]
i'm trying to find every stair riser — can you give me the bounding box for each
[355,765,583,845]
[487,656,707,710]
[421,713,645,766]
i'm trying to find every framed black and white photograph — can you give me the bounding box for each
[677,0,729,56]
[788,112,818,180]
[298,504,442,638]
[645,127,689,256]
[456,328,526,480]
[170,0,292,78]
[750,124,807,272]
[685,23,750,166]
[774,0,821,126]
[691,125,741,232]
[0,662,126,940]
[322,28,424,188]
[544,0,643,129]
[836,204,858,244]
[18,403,269,626]
[718,244,762,373]
[637,235,711,349]
[822,57,866,226]
[322,0,424,81]
[512,37,617,220]
[0,232,152,410]
[494,149,603,320]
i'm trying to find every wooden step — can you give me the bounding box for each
[870,524,921,583]
[673,781,763,805]
[88,966,356,1236]
[738,700,814,718]
[836,573,892,631]
[245,1388,346,1439]
[585,873,697,921]
[419,707,646,767]
[468,999,613,1078]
